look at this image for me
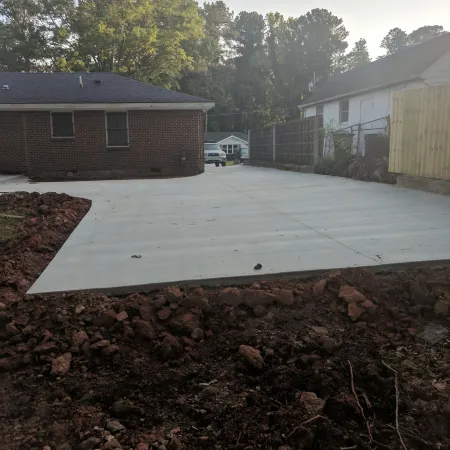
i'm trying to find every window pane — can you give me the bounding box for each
[52,113,74,137]
[108,129,128,146]
[107,113,128,146]
[107,112,127,129]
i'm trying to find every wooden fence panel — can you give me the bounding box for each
[249,116,322,166]
[249,127,273,162]
[389,85,450,181]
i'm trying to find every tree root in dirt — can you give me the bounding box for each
[382,361,409,450]
[285,414,328,440]
[348,360,373,441]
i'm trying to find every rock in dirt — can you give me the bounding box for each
[434,299,449,317]
[191,328,204,341]
[158,307,171,321]
[93,310,117,328]
[79,436,102,450]
[136,444,149,450]
[0,355,22,372]
[0,302,6,311]
[52,353,72,376]
[157,334,183,361]
[339,285,366,304]
[348,303,365,321]
[72,330,88,346]
[274,289,295,306]
[34,341,57,354]
[90,339,111,350]
[111,399,142,417]
[103,438,122,449]
[253,305,267,317]
[116,311,128,322]
[313,279,327,297]
[417,324,449,344]
[218,287,242,306]
[134,319,156,340]
[239,345,264,369]
[171,312,200,334]
[5,322,20,336]
[298,391,326,416]
[103,345,120,356]
[164,286,183,304]
[107,421,126,433]
[243,290,276,308]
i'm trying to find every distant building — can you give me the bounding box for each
[0,72,214,179]
[299,33,450,156]
[205,132,248,155]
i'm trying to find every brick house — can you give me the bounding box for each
[0,72,214,179]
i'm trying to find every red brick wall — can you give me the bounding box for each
[1,109,205,178]
[0,112,27,173]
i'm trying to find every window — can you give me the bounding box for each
[316,104,324,116]
[339,99,349,123]
[51,112,74,138]
[106,112,129,147]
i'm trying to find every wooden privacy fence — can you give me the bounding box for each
[250,116,323,166]
[390,84,450,181]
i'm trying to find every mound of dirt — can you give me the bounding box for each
[0,191,91,304]
[315,156,397,184]
[1,193,450,450]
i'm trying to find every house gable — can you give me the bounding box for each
[300,33,450,108]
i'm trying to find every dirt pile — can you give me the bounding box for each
[315,156,397,184]
[0,191,91,304]
[1,193,450,450]
[1,266,450,449]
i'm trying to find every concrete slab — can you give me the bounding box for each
[2,165,450,294]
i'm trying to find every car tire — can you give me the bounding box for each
[215,162,219,167]
[221,162,226,167]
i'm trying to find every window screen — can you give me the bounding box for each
[106,112,129,147]
[51,112,74,137]
[339,100,349,123]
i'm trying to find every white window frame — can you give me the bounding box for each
[50,111,75,138]
[339,99,349,124]
[105,111,129,148]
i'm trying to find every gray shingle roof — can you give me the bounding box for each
[301,33,450,106]
[205,132,248,143]
[0,72,212,104]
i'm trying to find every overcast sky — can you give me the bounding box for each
[200,0,450,58]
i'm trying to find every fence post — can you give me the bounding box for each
[313,116,320,165]
[272,124,276,162]
[248,129,251,161]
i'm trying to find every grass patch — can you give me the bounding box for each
[0,213,23,240]
[226,161,236,166]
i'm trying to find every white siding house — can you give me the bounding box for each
[300,34,450,157]
[204,132,248,155]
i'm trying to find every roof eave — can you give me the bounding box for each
[297,76,421,109]
[216,135,248,144]
[0,102,215,111]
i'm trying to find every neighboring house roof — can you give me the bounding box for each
[300,33,450,107]
[0,72,212,105]
[205,132,248,143]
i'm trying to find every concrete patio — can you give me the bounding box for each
[2,165,450,294]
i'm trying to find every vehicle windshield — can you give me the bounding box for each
[204,143,221,151]
[241,148,249,155]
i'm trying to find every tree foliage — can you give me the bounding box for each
[381,25,445,55]
[0,1,447,131]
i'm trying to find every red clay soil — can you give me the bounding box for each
[1,194,450,450]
